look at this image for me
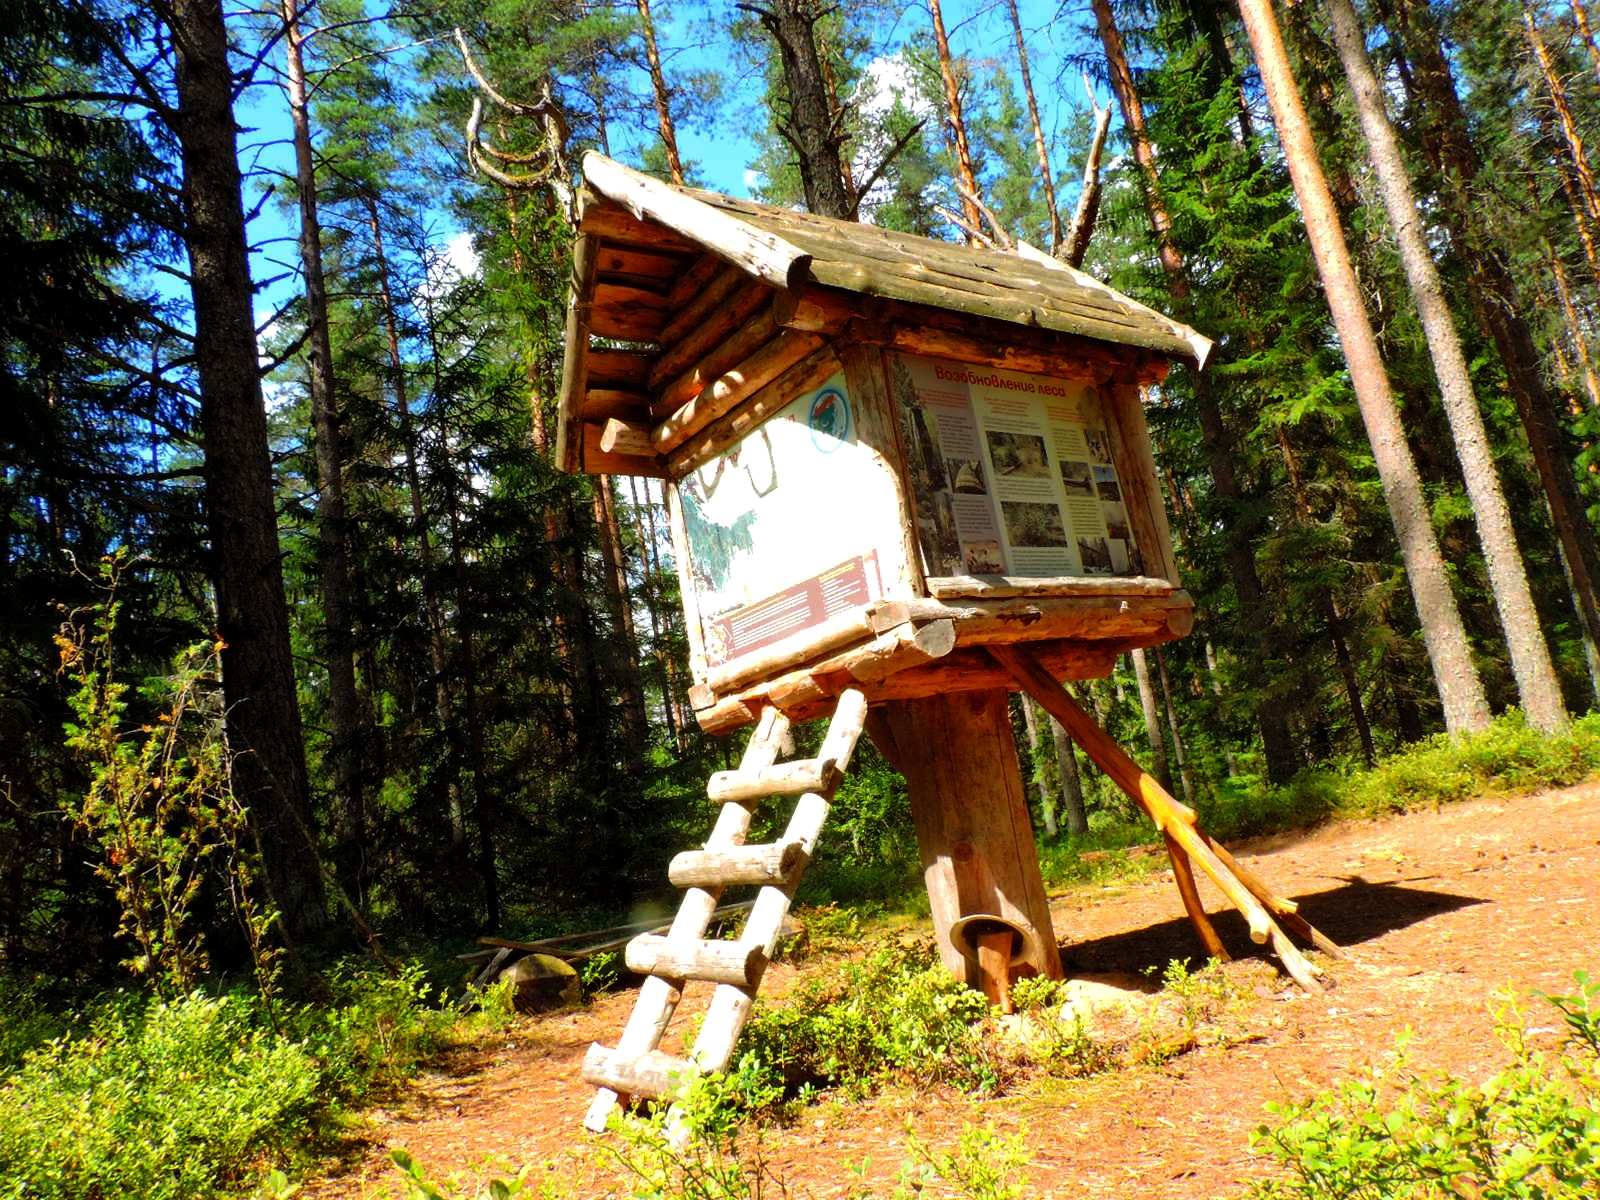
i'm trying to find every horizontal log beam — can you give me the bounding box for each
[624,934,769,985]
[691,639,1118,734]
[650,283,771,397]
[652,330,827,453]
[581,421,668,478]
[585,347,654,389]
[668,343,843,476]
[668,840,807,889]
[666,252,725,310]
[925,574,1177,599]
[584,153,814,292]
[707,758,841,803]
[582,1044,694,1100]
[654,302,780,416]
[600,417,655,456]
[590,283,669,342]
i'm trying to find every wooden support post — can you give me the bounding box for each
[882,689,1063,994]
[989,645,1332,993]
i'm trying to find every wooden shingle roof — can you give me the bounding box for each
[556,153,1210,477]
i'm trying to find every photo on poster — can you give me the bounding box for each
[916,490,962,574]
[1084,428,1113,464]
[1078,535,1114,574]
[962,539,1004,574]
[1059,459,1095,497]
[1001,500,1071,547]
[986,430,1051,478]
[901,401,949,495]
[1107,539,1133,575]
[1102,500,1131,542]
[1092,464,1122,502]
[946,457,988,494]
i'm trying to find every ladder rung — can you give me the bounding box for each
[707,757,840,803]
[625,934,766,985]
[583,1044,695,1099]
[668,840,805,888]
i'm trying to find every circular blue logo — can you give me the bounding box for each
[808,388,850,452]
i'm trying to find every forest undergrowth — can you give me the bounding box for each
[3,713,1599,1199]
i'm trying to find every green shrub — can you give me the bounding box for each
[1247,974,1600,1198]
[0,991,319,1200]
[0,975,71,1072]
[736,941,997,1102]
[286,959,454,1104]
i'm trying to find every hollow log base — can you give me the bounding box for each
[873,689,1065,1002]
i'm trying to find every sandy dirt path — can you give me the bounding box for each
[298,780,1600,1198]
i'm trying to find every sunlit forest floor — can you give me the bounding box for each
[299,780,1600,1198]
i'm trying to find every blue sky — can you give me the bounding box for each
[647,0,1099,198]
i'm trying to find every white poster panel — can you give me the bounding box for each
[674,373,902,667]
[889,352,1142,579]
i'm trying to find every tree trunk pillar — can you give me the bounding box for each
[881,690,1063,999]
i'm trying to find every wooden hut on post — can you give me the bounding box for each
[559,153,1336,1131]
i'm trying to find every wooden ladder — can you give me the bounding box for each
[582,687,870,1131]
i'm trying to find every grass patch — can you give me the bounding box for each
[1174,711,1600,852]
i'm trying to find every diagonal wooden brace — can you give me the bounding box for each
[988,645,1334,993]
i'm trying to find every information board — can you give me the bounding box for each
[890,352,1142,579]
[674,373,902,668]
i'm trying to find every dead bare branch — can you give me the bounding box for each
[1062,83,1112,268]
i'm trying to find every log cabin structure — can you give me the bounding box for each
[559,153,1337,1131]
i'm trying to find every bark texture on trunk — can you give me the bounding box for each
[1325,0,1566,731]
[1130,648,1173,792]
[1002,0,1061,253]
[172,0,326,944]
[928,0,983,235]
[1235,0,1491,735]
[1090,0,1301,781]
[637,0,685,184]
[1385,0,1600,701]
[750,0,852,219]
[283,0,369,863]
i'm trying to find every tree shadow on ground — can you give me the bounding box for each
[1058,878,1485,977]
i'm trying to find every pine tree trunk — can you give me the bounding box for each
[1048,715,1089,835]
[1090,0,1302,782]
[1235,0,1491,735]
[1383,0,1600,700]
[283,0,369,862]
[1154,648,1195,804]
[754,0,852,218]
[1575,0,1600,86]
[1325,0,1567,731]
[1130,649,1173,791]
[1019,696,1058,837]
[171,0,326,945]
[928,0,983,234]
[1002,0,1061,252]
[1525,8,1600,235]
[636,0,684,184]
[1543,241,1600,409]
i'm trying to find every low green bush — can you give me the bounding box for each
[0,956,461,1200]
[286,959,454,1104]
[0,975,70,1071]
[736,941,997,1102]
[1248,972,1600,1199]
[0,991,319,1200]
